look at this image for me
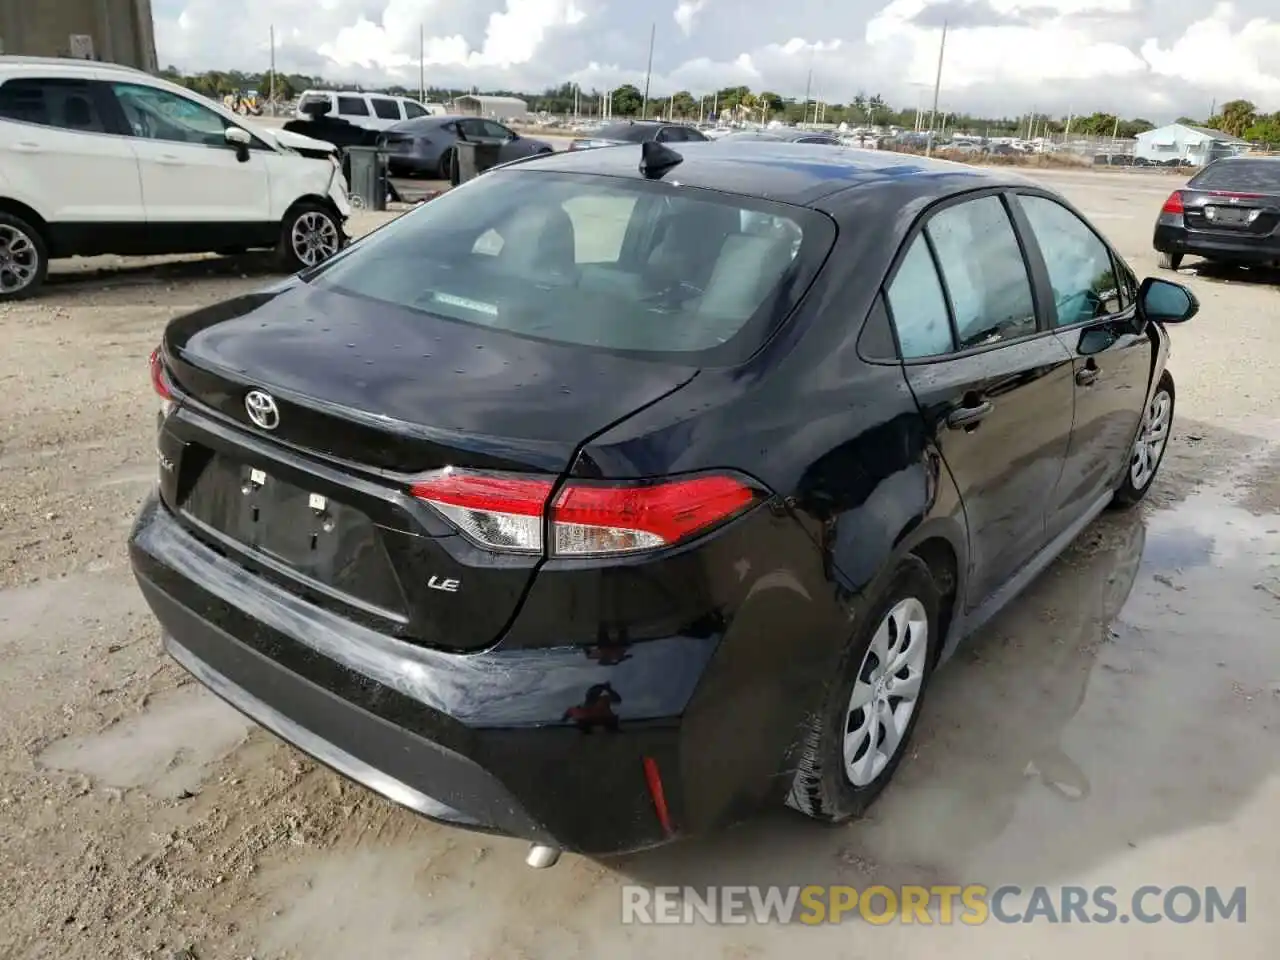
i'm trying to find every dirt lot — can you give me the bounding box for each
[2,171,1279,959]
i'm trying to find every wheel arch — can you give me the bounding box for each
[0,197,51,239]
[281,193,344,226]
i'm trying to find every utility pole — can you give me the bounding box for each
[802,67,812,126]
[268,25,276,109]
[924,20,947,156]
[418,24,425,102]
[641,22,655,119]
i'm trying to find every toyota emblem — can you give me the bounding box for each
[244,389,280,430]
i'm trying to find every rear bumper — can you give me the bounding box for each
[129,493,708,855]
[1154,220,1280,263]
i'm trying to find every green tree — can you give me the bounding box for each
[1245,112,1280,145]
[1210,99,1257,137]
[611,84,642,116]
[670,90,696,118]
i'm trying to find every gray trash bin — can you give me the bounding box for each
[344,146,389,211]
[452,140,505,186]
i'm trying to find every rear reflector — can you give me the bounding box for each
[149,347,173,400]
[1161,191,1184,214]
[409,470,758,557]
[642,756,674,836]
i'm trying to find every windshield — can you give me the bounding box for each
[308,169,834,361]
[1190,160,1280,192]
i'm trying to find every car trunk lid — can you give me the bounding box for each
[158,282,698,650]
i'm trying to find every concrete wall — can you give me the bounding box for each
[1,0,157,71]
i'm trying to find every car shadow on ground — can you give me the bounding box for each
[46,252,287,290]
[607,418,1279,896]
[1183,260,1280,286]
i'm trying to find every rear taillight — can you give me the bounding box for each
[149,347,173,400]
[409,470,759,557]
[1162,191,1184,214]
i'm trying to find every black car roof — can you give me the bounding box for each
[509,140,1025,206]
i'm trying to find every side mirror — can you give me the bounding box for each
[1138,276,1199,324]
[225,126,252,162]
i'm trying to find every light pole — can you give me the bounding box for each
[641,23,655,119]
[924,20,947,157]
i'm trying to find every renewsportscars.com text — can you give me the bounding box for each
[621,884,1247,925]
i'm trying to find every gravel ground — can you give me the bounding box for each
[1,175,1279,959]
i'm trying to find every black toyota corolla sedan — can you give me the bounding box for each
[130,141,1197,866]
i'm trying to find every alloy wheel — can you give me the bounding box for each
[844,597,929,787]
[290,211,341,267]
[1130,388,1171,490]
[0,224,39,295]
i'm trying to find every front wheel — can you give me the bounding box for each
[0,212,49,301]
[787,555,941,822]
[1112,370,1175,508]
[1157,251,1183,271]
[277,203,345,273]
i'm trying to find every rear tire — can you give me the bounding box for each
[0,211,49,301]
[1111,370,1175,509]
[1157,251,1183,271]
[437,148,455,181]
[786,555,941,822]
[277,202,345,273]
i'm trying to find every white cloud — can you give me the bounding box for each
[674,0,707,37]
[152,0,1280,117]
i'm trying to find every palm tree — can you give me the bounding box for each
[853,93,867,122]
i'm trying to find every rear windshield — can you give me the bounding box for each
[308,170,834,362]
[1190,159,1280,192]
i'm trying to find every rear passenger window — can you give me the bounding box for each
[404,101,428,119]
[886,234,954,358]
[1018,195,1122,326]
[927,196,1038,348]
[370,98,401,120]
[0,78,109,132]
[337,96,369,116]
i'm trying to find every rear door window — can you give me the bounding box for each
[308,170,836,361]
[337,96,370,116]
[926,196,1038,349]
[370,97,402,120]
[0,78,111,132]
[1190,160,1280,192]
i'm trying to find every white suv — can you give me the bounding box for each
[295,90,447,130]
[0,57,352,301]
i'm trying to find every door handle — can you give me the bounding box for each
[12,141,41,152]
[946,399,994,430]
[1075,360,1099,386]
[156,154,184,165]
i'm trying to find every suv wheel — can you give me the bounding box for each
[1157,251,1183,271]
[0,213,49,301]
[786,555,941,822]
[278,203,345,272]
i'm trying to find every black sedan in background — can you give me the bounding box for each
[1154,156,1280,270]
[131,141,1197,866]
[719,129,842,145]
[379,114,554,178]
[569,119,710,150]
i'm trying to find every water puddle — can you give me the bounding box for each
[36,686,253,799]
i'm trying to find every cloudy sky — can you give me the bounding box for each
[152,0,1280,119]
